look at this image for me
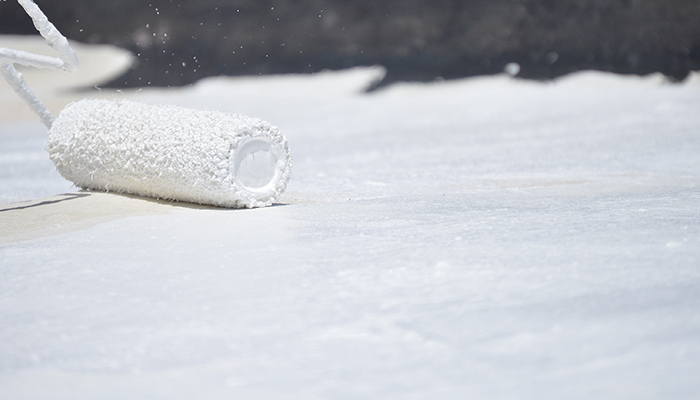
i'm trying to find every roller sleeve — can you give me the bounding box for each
[47,99,292,208]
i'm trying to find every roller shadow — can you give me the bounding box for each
[106,191,290,210]
[0,190,289,214]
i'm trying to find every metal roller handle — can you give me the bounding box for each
[0,0,79,128]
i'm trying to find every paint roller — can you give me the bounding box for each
[1,0,291,208]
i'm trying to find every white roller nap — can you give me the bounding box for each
[47,99,292,208]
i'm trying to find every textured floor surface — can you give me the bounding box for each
[1,49,699,399]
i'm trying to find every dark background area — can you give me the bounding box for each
[2,0,700,89]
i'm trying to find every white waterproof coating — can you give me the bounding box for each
[47,99,292,208]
